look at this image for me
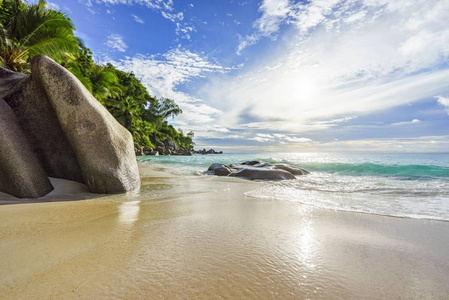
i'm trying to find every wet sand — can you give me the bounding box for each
[1,168,449,299]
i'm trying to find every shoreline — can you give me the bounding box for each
[1,166,449,298]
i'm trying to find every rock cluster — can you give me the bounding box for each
[0,55,140,198]
[135,138,194,156]
[208,161,309,181]
[195,148,223,155]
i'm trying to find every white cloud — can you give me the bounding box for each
[237,0,291,54]
[176,23,195,40]
[254,0,291,36]
[105,34,127,52]
[248,133,313,144]
[207,0,449,135]
[313,135,449,153]
[211,126,230,133]
[312,116,357,127]
[436,95,449,115]
[391,119,421,126]
[87,0,191,37]
[161,11,183,22]
[107,48,231,127]
[47,2,60,10]
[78,0,93,7]
[257,133,274,139]
[284,137,313,143]
[95,0,174,11]
[249,137,271,143]
[89,0,185,23]
[273,133,286,139]
[132,14,144,23]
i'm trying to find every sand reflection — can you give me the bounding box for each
[118,200,141,225]
[297,219,317,270]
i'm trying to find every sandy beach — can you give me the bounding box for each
[1,166,449,299]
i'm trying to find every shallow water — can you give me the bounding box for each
[139,152,449,221]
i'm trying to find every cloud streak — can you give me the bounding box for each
[132,14,144,23]
[86,0,192,38]
[105,34,127,52]
[237,0,291,54]
[436,96,449,115]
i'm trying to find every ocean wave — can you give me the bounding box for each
[273,162,449,178]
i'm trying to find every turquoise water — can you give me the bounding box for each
[138,152,449,221]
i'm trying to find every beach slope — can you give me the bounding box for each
[1,168,449,299]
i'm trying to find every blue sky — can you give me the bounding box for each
[45,0,449,152]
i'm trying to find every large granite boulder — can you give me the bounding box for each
[0,55,140,197]
[31,55,140,194]
[0,99,53,198]
[156,146,165,156]
[207,161,309,181]
[142,147,153,155]
[163,138,176,151]
[1,65,84,183]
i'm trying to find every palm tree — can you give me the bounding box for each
[105,91,142,132]
[150,97,183,120]
[0,0,79,73]
[89,65,121,103]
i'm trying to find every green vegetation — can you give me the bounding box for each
[0,0,194,151]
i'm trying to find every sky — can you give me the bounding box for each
[42,0,449,152]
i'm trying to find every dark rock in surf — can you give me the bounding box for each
[229,168,296,180]
[207,161,309,181]
[241,161,261,166]
[274,164,310,175]
[208,163,235,176]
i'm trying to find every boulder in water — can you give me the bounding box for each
[274,164,310,175]
[229,167,296,180]
[208,163,235,176]
[207,161,309,181]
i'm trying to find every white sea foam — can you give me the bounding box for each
[244,172,449,221]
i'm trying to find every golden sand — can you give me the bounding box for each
[1,168,449,299]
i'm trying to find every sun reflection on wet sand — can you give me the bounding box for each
[297,218,317,271]
[118,200,141,225]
